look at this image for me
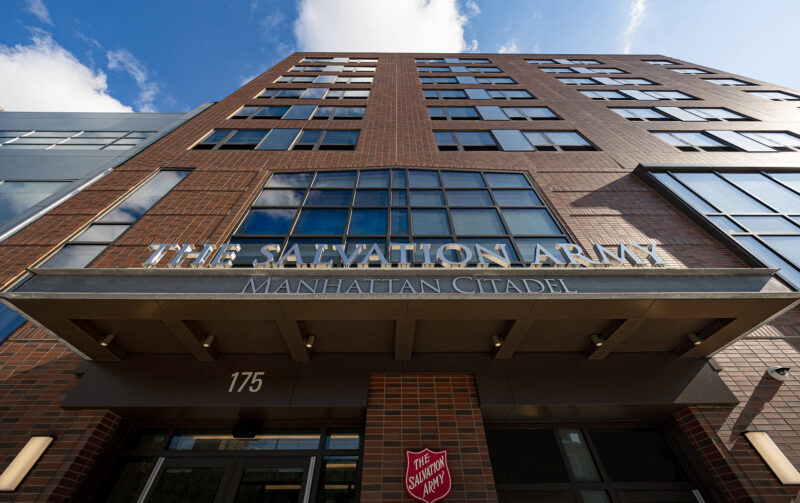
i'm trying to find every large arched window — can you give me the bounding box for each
[231,168,569,267]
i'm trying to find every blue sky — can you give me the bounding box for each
[1,0,798,113]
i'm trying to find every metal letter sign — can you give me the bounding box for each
[405,448,452,503]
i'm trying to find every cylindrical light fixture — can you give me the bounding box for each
[99,333,115,347]
[744,430,800,484]
[201,335,215,348]
[590,334,604,347]
[304,335,315,349]
[491,334,503,348]
[0,436,54,491]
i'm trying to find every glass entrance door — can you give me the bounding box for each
[143,457,312,503]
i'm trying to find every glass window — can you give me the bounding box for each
[300,87,328,98]
[306,190,352,206]
[72,224,130,243]
[257,106,290,119]
[559,429,601,481]
[456,131,497,150]
[706,78,751,86]
[411,209,450,235]
[451,209,506,235]
[284,105,317,120]
[239,209,297,235]
[320,130,359,149]
[502,209,561,235]
[590,429,686,482]
[672,173,771,213]
[441,171,484,188]
[409,170,441,188]
[486,429,570,483]
[316,456,359,503]
[391,209,409,234]
[99,171,190,223]
[40,244,107,269]
[721,173,800,213]
[492,130,533,151]
[747,91,800,101]
[410,190,445,206]
[294,209,348,235]
[314,171,357,188]
[446,190,493,206]
[493,190,542,206]
[256,128,301,150]
[485,172,530,188]
[354,190,388,206]
[357,170,389,188]
[391,190,407,206]
[267,172,313,188]
[255,189,306,207]
[0,181,68,225]
[735,216,799,233]
[349,209,387,234]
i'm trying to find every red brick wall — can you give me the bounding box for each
[0,324,120,502]
[361,375,497,503]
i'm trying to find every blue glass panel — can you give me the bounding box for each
[276,89,303,98]
[502,209,561,235]
[239,209,297,235]
[735,236,800,288]
[295,130,321,147]
[442,171,485,188]
[770,173,800,192]
[451,209,506,235]
[392,170,407,188]
[199,130,231,144]
[294,209,348,235]
[349,209,387,235]
[283,105,317,120]
[409,170,441,188]
[651,173,717,213]
[456,132,496,147]
[434,132,456,148]
[336,107,365,119]
[446,190,493,206]
[672,173,770,213]
[285,238,342,264]
[72,224,130,243]
[254,189,305,207]
[493,190,542,206]
[411,209,450,235]
[410,190,444,206]
[392,209,409,234]
[313,171,357,188]
[516,238,568,263]
[428,107,446,119]
[391,190,407,206]
[762,235,800,265]
[255,129,301,150]
[99,171,190,223]
[485,172,531,188]
[735,216,800,233]
[256,106,290,118]
[40,244,106,268]
[266,172,313,188]
[721,173,800,214]
[305,190,352,206]
[0,303,24,346]
[358,170,390,188]
[354,190,388,206]
[300,87,328,99]
[225,130,270,144]
[320,130,359,146]
[709,216,745,234]
[0,181,68,225]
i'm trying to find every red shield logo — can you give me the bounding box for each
[405,448,451,503]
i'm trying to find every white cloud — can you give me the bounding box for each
[497,39,519,54]
[464,0,480,17]
[0,30,131,112]
[622,0,647,54]
[294,0,472,52]
[107,49,159,112]
[25,0,52,25]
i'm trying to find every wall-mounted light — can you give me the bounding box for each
[99,333,115,347]
[491,334,504,348]
[201,335,215,348]
[744,430,800,484]
[304,335,315,349]
[0,436,54,491]
[590,334,604,347]
[687,332,702,346]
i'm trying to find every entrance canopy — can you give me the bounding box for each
[3,267,796,362]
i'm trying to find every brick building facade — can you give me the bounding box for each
[0,53,799,502]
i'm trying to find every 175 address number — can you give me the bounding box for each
[228,371,264,393]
